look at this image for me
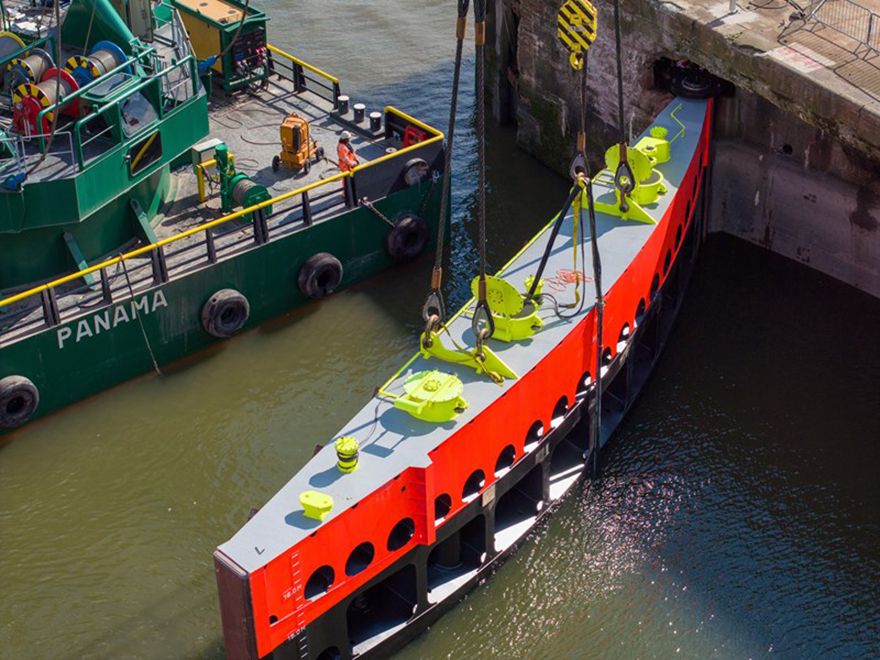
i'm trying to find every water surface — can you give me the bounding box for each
[1,2,878,658]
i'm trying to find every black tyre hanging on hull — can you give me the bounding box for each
[202,289,251,338]
[386,214,429,263]
[0,375,39,429]
[298,253,344,299]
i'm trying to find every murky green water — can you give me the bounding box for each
[2,2,879,659]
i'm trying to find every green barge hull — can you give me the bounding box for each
[0,0,447,434]
[0,182,443,434]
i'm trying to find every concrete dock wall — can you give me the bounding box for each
[487,0,880,297]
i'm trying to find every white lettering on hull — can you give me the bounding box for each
[56,291,169,349]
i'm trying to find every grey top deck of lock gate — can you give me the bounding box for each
[218,98,709,573]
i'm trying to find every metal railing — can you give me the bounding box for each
[803,0,880,55]
[0,131,76,183]
[266,44,342,108]
[0,106,443,336]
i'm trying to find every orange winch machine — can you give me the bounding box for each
[271,112,324,174]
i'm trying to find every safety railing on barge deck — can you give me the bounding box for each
[0,106,443,338]
[266,44,342,108]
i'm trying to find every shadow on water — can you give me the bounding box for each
[395,235,880,660]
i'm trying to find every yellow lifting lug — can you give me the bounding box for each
[468,275,543,343]
[299,490,333,521]
[523,275,544,298]
[557,0,598,69]
[419,329,517,382]
[592,144,667,224]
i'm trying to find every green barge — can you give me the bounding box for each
[0,0,445,433]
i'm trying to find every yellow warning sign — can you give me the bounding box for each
[557,0,597,68]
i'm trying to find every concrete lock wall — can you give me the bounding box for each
[486,0,880,298]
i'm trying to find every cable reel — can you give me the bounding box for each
[6,48,54,90]
[0,31,25,61]
[64,40,130,87]
[12,68,80,134]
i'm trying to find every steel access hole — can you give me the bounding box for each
[550,396,569,429]
[462,469,486,502]
[663,249,672,275]
[524,420,544,453]
[650,274,660,301]
[617,324,631,352]
[575,372,592,400]
[347,564,417,652]
[387,518,415,552]
[304,565,335,599]
[635,298,646,325]
[434,493,452,523]
[495,444,516,477]
[345,542,375,577]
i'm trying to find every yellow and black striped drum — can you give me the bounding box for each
[11,68,80,134]
[6,48,54,89]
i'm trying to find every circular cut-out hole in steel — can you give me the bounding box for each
[345,542,375,577]
[495,445,516,476]
[434,493,452,521]
[462,469,486,500]
[524,420,544,450]
[304,565,335,599]
[576,372,593,398]
[635,298,646,324]
[551,396,569,428]
[663,249,672,275]
[650,274,660,301]
[387,518,415,551]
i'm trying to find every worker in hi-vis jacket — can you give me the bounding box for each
[337,131,359,172]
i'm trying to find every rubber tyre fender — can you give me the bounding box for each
[298,252,343,299]
[669,67,713,99]
[201,288,250,338]
[386,214,429,263]
[0,375,39,429]
[402,157,429,186]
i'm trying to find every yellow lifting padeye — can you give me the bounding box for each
[592,126,672,224]
[300,490,333,521]
[557,0,598,69]
[468,275,543,343]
